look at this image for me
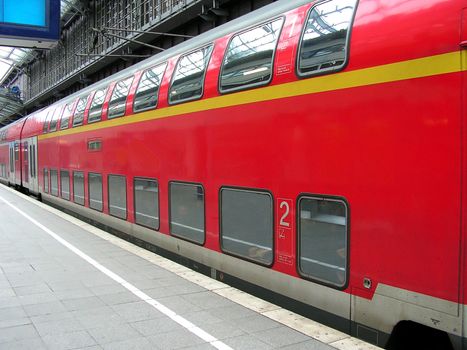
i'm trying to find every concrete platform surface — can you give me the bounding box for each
[0,184,381,350]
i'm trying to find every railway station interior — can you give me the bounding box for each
[0,0,465,349]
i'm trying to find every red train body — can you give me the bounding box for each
[1,0,466,348]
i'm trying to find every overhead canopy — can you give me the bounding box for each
[0,0,80,126]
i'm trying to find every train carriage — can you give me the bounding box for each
[0,0,466,348]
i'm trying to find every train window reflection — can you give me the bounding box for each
[169,45,213,104]
[298,196,348,288]
[134,178,159,230]
[169,182,205,244]
[108,77,134,119]
[134,63,166,113]
[50,169,58,196]
[60,170,70,200]
[89,173,103,211]
[43,168,49,193]
[108,175,127,220]
[220,188,273,266]
[48,106,63,132]
[73,171,85,205]
[298,0,357,76]
[73,96,89,127]
[60,102,74,130]
[88,88,107,123]
[220,18,284,93]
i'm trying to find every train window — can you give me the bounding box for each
[108,77,134,119]
[60,170,70,200]
[48,106,63,132]
[169,182,205,244]
[89,173,103,211]
[60,103,74,130]
[297,0,357,77]
[220,188,273,265]
[73,171,85,205]
[88,88,108,123]
[108,175,127,219]
[73,96,88,127]
[168,45,213,105]
[220,18,284,93]
[50,169,58,197]
[134,178,159,230]
[43,169,49,193]
[298,196,348,288]
[42,110,52,133]
[133,63,167,113]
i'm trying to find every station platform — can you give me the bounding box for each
[0,184,380,350]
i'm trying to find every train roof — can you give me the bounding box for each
[26,0,312,116]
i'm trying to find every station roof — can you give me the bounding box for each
[0,0,79,125]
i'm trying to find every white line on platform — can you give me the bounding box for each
[0,193,233,350]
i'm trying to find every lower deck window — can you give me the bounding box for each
[298,196,348,288]
[44,169,49,193]
[220,188,273,265]
[73,172,85,205]
[50,169,58,196]
[134,178,159,230]
[60,170,70,200]
[108,175,127,219]
[89,173,103,211]
[169,182,205,244]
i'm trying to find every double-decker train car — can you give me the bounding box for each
[0,0,466,348]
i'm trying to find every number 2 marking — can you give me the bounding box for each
[279,201,290,227]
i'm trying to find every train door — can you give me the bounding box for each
[22,140,29,187]
[27,137,38,193]
[8,142,14,184]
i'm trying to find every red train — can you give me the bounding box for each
[0,0,466,348]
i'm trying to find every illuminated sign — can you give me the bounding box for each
[0,0,60,49]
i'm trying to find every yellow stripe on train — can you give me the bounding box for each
[39,51,462,141]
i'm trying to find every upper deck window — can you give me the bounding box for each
[88,88,108,123]
[48,106,63,132]
[169,45,213,104]
[133,63,166,113]
[108,77,134,119]
[60,102,75,130]
[220,18,284,93]
[42,110,52,134]
[297,0,357,77]
[73,96,89,127]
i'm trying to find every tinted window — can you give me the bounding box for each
[108,77,134,119]
[169,45,213,104]
[43,169,49,193]
[49,107,63,132]
[73,96,88,127]
[60,102,75,130]
[60,170,70,200]
[170,182,204,244]
[298,0,357,76]
[50,169,58,196]
[108,175,126,219]
[73,171,85,205]
[298,196,348,288]
[88,88,107,123]
[220,18,284,93]
[220,188,273,265]
[42,110,52,133]
[133,63,166,113]
[89,173,103,211]
[134,178,159,230]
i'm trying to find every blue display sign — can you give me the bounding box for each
[0,0,60,49]
[0,0,46,27]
